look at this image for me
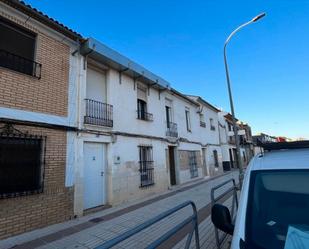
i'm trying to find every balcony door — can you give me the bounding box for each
[86,67,106,103]
[166,106,173,128]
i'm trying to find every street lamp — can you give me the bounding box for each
[224,13,266,188]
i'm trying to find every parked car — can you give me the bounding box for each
[211,141,309,249]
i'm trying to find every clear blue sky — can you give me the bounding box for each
[26,0,309,139]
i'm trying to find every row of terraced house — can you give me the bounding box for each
[0,0,254,240]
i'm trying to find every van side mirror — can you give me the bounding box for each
[211,204,234,235]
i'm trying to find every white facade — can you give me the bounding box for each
[65,39,253,216]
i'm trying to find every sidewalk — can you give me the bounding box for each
[1,170,239,249]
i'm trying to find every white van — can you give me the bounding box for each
[211,141,309,249]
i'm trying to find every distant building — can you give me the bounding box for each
[218,113,251,171]
[238,122,254,166]
[253,133,278,144]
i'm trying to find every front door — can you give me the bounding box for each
[83,142,105,209]
[229,149,234,168]
[202,148,208,176]
[233,148,238,168]
[168,146,176,185]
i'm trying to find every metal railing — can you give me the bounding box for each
[94,200,200,249]
[139,161,154,187]
[137,110,153,121]
[166,122,178,137]
[200,121,206,128]
[84,99,113,127]
[0,49,41,79]
[211,179,239,249]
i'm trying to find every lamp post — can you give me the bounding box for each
[224,13,266,188]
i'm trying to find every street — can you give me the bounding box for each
[1,171,238,249]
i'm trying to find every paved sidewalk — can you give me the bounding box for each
[1,171,238,249]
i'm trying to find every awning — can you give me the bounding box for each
[80,38,170,90]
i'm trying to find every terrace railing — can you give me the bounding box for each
[84,99,113,127]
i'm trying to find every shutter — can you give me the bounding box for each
[137,84,147,101]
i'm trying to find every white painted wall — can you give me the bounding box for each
[108,136,169,205]
[73,56,247,211]
[107,70,166,137]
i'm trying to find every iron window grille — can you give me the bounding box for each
[189,151,198,178]
[84,99,113,127]
[0,124,46,198]
[166,122,178,137]
[139,146,154,187]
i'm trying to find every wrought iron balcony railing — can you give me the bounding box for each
[0,49,41,79]
[166,122,178,137]
[137,110,153,121]
[84,99,113,127]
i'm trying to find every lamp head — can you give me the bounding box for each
[252,13,266,22]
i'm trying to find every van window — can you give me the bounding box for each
[245,170,309,249]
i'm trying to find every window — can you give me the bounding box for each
[0,134,45,198]
[165,100,178,137]
[189,151,198,178]
[137,99,153,121]
[213,150,219,168]
[136,85,152,121]
[137,99,147,120]
[210,118,216,131]
[185,108,191,132]
[0,17,41,78]
[228,123,233,132]
[165,106,172,128]
[199,113,206,127]
[246,170,309,249]
[139,146,154,187]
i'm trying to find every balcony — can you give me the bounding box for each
[84,99,113,127]
[210,125,216,131]
[200,121,206,128]
[137,110,153,121]
[0,49,41,79]
[166,122,178,137]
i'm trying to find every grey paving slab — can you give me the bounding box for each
[2,171,238,249]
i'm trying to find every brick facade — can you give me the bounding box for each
[0,11,69,117]
[0,123,74,240]
[0,9,73,240]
